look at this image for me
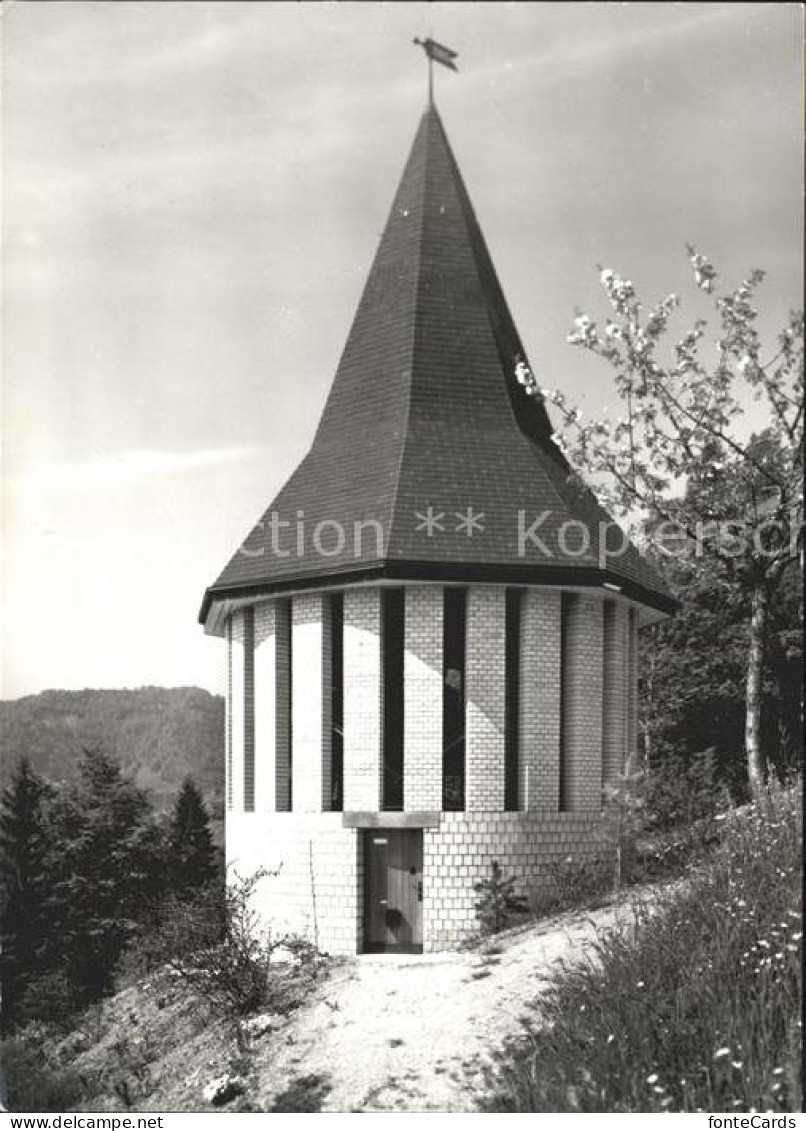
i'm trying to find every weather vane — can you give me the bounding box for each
[412,37,458,105]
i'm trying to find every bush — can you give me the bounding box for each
[483,780,802,1113]
[136,867,326,1045]
[643,748,734,833]
[529,854,611,919]
[474,862,527,935]
[1,1038,86,1112]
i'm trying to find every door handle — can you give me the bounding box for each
[417,881,423,902]
[379,899,388,905]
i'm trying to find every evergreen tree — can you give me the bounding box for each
[44,747,162,1005]
[0,759,51,1030]
[167,776,216,895]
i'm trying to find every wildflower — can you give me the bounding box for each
[636,981,645,988]
[647,1074,659,1084]
[607,1034,615,1044]
[732,1061,743,1070]
[714,1048,731,1060]
[773,1068,784,1076]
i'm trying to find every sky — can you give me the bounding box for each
[2,1,803,699]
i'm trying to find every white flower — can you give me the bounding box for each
[713,1047,730,1060]
[647,1073,659,1084]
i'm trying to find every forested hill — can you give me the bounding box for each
[0,687,224,810]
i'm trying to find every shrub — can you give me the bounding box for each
[137,867,326,1049]
[474,862,528,935]
[1,1038,86,1112]
[529,854,611,919]
[483,780,802,1113]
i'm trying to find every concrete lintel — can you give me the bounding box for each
[342,811,441,829]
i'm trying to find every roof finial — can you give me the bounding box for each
[412,37,458,106]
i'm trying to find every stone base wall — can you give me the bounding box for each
[423,810,608,950]
[226,813,361,955]
[227,809,608,954]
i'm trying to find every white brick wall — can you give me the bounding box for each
[292,594,332,811]
[602,601,629,787]
[404,586,443,811]
[226,812,360,954]
[561,594,604,812]
[423,810,609,950]
[465,587,506,811]
[343,589,383,810]
[519,589,561,811]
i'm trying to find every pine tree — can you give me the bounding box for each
[168,777,216,896]
[474,861,527,935]
[0,758,52,1030]
[45,747,162,1005]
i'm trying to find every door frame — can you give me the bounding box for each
[362,828,424,954]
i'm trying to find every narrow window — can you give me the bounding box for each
[601,599,617,788]
[330,592,344,811]
[275,599,293,811]
[226,618,233,811]
[243,607,255,811]
[504,588,521,811]
[382,587,405,811]
[442,587,467,811]
[559,592,575,812]
[627,607,638,763]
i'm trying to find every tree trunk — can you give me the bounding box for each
[745,583,769,796]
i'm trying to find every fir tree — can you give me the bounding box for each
[168,776,216,895]
[44,747,162,1005]
[0,758,52,1030]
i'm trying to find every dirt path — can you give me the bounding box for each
[251,890,654,1113]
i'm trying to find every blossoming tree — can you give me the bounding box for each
[531,249,803,794]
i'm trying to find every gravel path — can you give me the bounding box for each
[252,890,653,1113]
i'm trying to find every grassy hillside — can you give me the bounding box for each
[0,687,224,810]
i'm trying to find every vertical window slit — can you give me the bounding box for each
[442,587,467,811]
[243,607,255,811]
[382,588,405,811]
[330,592,344,811]
[504,588,521,811]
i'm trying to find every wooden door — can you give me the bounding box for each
[363,829,423,952]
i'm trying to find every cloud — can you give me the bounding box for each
[9,446,259,493]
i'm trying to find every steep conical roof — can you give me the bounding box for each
[200,105,674,630]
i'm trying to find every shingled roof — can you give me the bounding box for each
[200,105,675,631]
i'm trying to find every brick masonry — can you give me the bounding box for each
[343,588,384,811]
[602,600,629,787]
[465,587,506,811]
[519,589,561,811]
[226,809,606,953]
[226,812,361,954]
[561,593,604,811]
[404,586,444,811]
[291,594,332,812]
[423,811,609,950]
[223,583,638,952]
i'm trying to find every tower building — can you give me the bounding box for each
[199,101,674,952]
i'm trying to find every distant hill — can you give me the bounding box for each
[0,687,224,811]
